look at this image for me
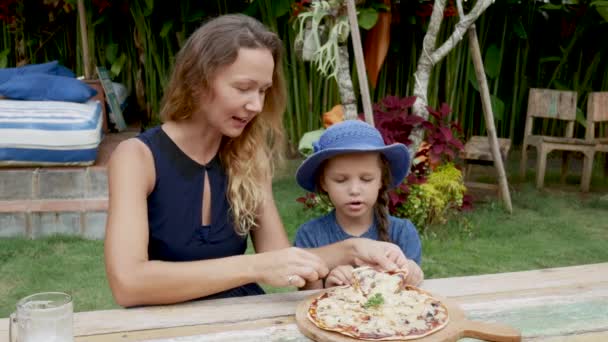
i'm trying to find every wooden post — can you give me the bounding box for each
[77,0,92,79]
[467,25,512,213]
[345,0,374,126]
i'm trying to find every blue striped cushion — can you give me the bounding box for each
[0,100,103,166]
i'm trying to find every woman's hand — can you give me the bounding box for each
[325,265,355,288]
[352,239,408,271]
[254,247,329,288]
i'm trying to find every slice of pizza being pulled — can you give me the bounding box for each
[352,266,408,298]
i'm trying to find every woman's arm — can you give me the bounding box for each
[307,238,409,271]
[104,140,328,306]
[302,243,416,289]
[250,176,330,288]
[300,239,412,290]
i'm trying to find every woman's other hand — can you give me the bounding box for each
[325,265,355,288]
[403,259,424,286]
[254,247,329,288]
[352,239,408,271]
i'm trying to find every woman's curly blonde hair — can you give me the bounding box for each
[159,14,286,236]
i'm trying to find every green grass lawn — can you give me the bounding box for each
[1,154,607,317]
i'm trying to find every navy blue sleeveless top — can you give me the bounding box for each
[137,126,264,299]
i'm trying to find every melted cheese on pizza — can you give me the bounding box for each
[352,266,405,296]
[309,267,449,340]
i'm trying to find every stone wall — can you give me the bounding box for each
[0,167,108,239]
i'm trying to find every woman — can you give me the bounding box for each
[104,14,409,307]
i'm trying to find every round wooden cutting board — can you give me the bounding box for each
[295,292,521,342]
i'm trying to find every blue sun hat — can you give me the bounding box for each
[296,120,411,192]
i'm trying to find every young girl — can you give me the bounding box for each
[295,120,424,289]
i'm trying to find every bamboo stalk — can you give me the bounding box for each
[77,0,92,79]
[493,17,507,96]
[515,40,530,143]
[509,45,521,141]
[287,24,302,141]
[345,0,374,126]
[322,77,331,124]
[468,24,512,213]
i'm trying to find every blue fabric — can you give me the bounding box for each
[0,74,97,102]
[294,210,422,265]
[296,120,410,192]
[0,100,102,166]
[0,101,102,131]
[0,147,98,164]
[0,60,75,84]
[137,126,264,299]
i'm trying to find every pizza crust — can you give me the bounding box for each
[308,267,449,341]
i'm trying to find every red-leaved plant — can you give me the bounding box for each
[423,103,465,166]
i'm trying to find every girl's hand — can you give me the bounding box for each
[403,259,424,286]
[352,239,408,271]
[255,247,329,288]
[325,265,355,288]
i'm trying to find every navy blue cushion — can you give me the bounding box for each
[0,61,75,84]
[0,74,97,103]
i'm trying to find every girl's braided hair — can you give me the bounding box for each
[374,156,392,242]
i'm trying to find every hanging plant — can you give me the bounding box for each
[294,0,350,79]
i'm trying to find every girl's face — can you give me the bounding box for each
[320,152,383,223]
[199,47,274,138]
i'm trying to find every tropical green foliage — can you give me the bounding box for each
[395,163,466,229]
[1,0,607,145]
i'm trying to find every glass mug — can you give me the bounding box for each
[9,292,74,342]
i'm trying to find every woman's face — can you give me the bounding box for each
[320,152,383,222]
[200,47,274,138]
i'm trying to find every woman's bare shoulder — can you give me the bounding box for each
[109,138,152,165]
[107,138,155,191]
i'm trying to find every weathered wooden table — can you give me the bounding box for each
[2,263,607,341]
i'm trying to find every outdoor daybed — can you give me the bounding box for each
[0,61,127,166]
[0,99,104,166]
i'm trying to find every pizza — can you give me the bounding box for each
[307,266,449,340]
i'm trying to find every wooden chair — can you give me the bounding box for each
[586,92,608,178]
[520,88,595,192]
[460,136,511,196]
